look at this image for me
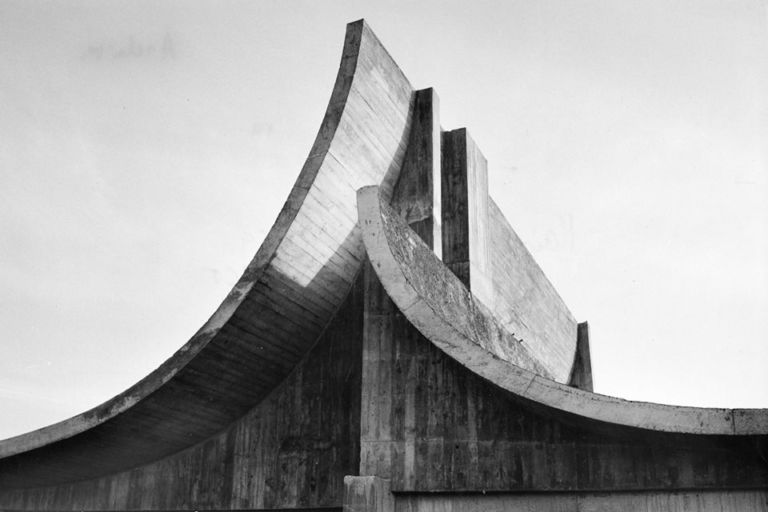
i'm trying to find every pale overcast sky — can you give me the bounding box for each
[0,0,766,439]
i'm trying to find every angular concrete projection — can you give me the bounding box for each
[568,321,594,391]
[391,88,441,258]
[1,19,766,512]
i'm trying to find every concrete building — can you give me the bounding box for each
[1,20,766,512]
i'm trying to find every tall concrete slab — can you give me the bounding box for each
[486,200,578,381]
[391,88,441,257]
[568,321,594,391]
[440,128,493,307]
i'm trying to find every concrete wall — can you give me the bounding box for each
[487,198,578,382]
[358,190,768,493]
[356,254,767,492]
[396,490,768,511]
[392,97,579,383]
[439,127,577,382]
[361,189,768,434]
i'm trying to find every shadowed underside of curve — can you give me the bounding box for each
[0,20,414,489]
[357,185,768,437]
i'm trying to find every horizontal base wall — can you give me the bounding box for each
[395,490,768,512]
[0,509,342,512]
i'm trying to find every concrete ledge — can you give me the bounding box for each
[395,490,768,512]
[357,185,768,435]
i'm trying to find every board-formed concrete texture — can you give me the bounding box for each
[0,19,766,512]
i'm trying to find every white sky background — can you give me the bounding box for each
[0,0,766,439]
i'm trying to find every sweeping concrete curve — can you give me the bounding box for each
[358,185,768,436]
[0,19,414,488]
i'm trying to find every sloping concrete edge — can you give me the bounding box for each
[358,185,768,436]
[0,19,410,462]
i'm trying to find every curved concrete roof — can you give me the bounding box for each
[357,185,768,436]
[0,20,414,488]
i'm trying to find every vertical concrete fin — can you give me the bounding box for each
[568,321,594,391]
[359,259,395,479]
[391,88,442,258]
[441,128,493,307]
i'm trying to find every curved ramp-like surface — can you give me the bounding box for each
[358,185,768,436]
[0,20,414,489]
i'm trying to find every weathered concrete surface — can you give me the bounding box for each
[0,18,414,489]
[486,199,578,381]
[393,96,577,385]
[441,124,578,382]
[357,185,768,436]
[396,490,768,511]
